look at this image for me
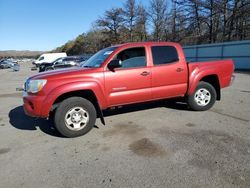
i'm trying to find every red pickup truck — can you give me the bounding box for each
[23,42,234,137]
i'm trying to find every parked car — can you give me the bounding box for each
[0,59,18,69]
[6,58,18,63]
[33,53,67,67]
[22,42,234,138]
[38,56,87,72]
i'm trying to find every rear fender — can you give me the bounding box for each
[188,68,219,96]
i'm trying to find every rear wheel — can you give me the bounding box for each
[187,81,217,111]
[54,97,96,137]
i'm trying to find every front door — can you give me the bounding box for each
[105,47,151,106]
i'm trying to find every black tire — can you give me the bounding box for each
[54,97,96,138]
[187,81,217,111]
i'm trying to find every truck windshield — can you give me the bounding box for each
[81,47,117,68]
[38,56,44,61]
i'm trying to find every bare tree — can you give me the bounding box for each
[170,0,177,41]
[55,0,250,55]
[221,0,229,41]
[201,0,216,43]
[97,8,125,43]
[134,4,148,41]
[149,0,168,41]
[123,0,137,41]
[229,0,250,40]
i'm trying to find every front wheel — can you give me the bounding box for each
[187,81,217,111]
[54,97,96,137]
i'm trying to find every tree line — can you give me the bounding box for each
[54,0,250,55]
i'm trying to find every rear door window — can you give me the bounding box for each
[151,46,179,65]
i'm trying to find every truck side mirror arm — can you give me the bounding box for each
[107,60,122,71]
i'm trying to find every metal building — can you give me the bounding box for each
[183,40,250,70]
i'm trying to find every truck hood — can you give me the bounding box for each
[29,67,97,80]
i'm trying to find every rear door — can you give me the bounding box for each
[151,45,188,99]
[105,47,152,106]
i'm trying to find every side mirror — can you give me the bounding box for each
[108,59,122,70]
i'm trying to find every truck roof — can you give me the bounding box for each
[112,41,180,47]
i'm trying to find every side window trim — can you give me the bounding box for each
[153,58,179,66]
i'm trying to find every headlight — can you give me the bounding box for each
[26,79,47,93]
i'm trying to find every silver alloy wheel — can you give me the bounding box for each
[194,88,211,106]
[64,107,89,131]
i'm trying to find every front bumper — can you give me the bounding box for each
[23,92,47,118]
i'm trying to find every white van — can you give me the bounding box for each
[33,53,67,66]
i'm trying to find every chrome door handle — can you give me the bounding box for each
[140,71,150,76]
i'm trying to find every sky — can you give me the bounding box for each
[0,0,149,51]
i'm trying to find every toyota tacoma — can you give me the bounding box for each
[23,42,234,137]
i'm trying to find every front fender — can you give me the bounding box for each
[40,81,107,117]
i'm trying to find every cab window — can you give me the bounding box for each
[114,47,146,69]
[151,46,179,65]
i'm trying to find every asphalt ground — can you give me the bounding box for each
[0,62,249,188]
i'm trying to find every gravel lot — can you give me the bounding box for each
[0,62,250,188]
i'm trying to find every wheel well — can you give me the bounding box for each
[50,90,105,125]
[200,75,221,100]
[52,90,99,112]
